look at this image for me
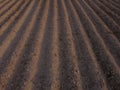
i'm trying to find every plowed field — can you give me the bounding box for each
[0,0,120,90]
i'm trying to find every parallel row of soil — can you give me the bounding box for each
[0,0,120,90]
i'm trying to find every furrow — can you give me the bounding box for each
[57,0,82,90]
[108,0,120,9]
[0,0,120,90]
[0,0,18,16]
[99,0,120,16]
[0,0,10,10]
[32,1,54,89]
[77,0,120,90]
[0,0,24,26]
[0,1,37,89]
[0,0,32,76]
[0,0,39,90]
[78,0,120,67]
[0,0,31,39]
[77,0,120,71]
[22,1,51,90]
[1,2,38,81]
[51,0,60,89]
[65,0,108,90]
[0,0,34,62]
[61,0,83,89]
[84,0,120,41]
[91,0,120,27]
[105,0,120,9]
[93,0,120,25]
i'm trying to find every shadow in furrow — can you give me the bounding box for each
[1,1,45,90]
[72,1,120,90]
[0,0,18,17]
[78,0,120,67]
[0,0,11,10]
[0,0,31,45]
[64,0,105,90]
[0,0,25,27]
[33,1,54,90]
[0,0,33,75]
[58,0,79,90]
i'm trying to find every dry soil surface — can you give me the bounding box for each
[0,0,120,90]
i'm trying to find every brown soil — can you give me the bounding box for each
[0,0,120,90]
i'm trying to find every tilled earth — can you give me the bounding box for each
[0,0,120,90]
